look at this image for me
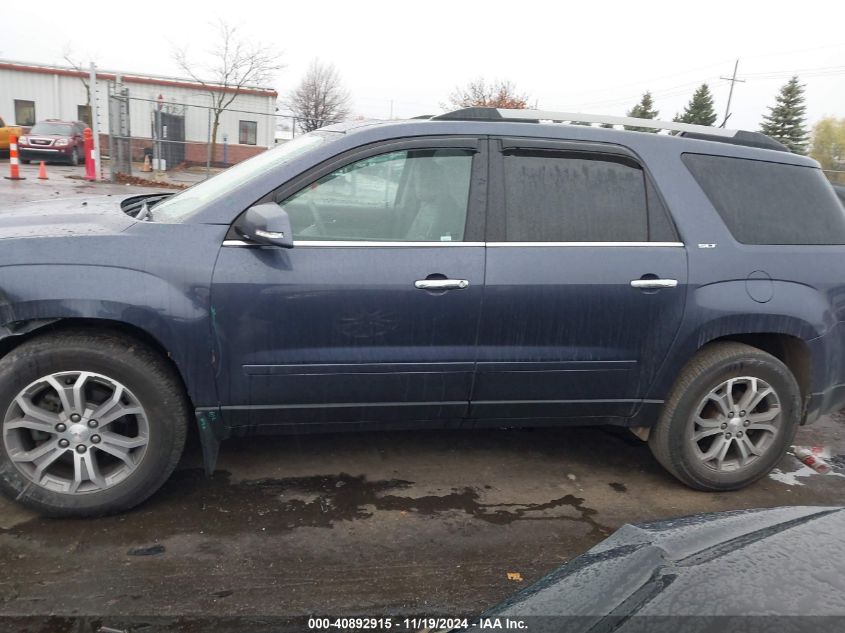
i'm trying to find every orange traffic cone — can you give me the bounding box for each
[37,161,48,180]
[142,154,152,173]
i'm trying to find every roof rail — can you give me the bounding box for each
[432,107,788,152]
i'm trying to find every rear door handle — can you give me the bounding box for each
[630,279,678,289]
[415,279,470,290]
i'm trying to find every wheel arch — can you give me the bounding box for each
[704,333,811,412]
[640,312,822,427]
[0,317,195,410]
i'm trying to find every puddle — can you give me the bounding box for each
[769,453,845,486]
[0,470,607,545]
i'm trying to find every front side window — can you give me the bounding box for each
[14,100,35,127]
[503,151,649,242]
[281,148,473,242]
[239,121,257,145]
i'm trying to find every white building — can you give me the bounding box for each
[0,59,278,164]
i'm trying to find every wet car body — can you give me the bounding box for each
[4,119,845,438]
[3,112,845,514]
[473,505,845,632]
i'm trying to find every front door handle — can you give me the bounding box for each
[630,278,678,289]
[415,279,470,290]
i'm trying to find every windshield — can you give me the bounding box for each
[30,122,72,135]
[151,133,330,223]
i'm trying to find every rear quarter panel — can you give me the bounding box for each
[634,141,845,419]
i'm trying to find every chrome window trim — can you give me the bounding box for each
[223,240,485,248]
[486,242,684,247]
[222,240,684,248]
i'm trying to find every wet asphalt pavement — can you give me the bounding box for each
[1,419,843,632]
[1,164,844,632]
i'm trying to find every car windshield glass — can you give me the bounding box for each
[30,123,72,135]
[151,133,329,223]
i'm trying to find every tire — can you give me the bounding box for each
[648,342,801,491]
[69,148,79,166]
[0,330,189,516]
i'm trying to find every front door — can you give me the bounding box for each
[210,137,487,429]
[471,138,687,422]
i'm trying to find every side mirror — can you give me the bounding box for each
[236,203,294,248]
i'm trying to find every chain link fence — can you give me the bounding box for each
[100,84,339,185]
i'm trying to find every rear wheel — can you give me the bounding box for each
[0,330,188,516]
[649,342,801,491]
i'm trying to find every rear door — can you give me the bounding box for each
[472,138,687,422]
[210,137,487,428]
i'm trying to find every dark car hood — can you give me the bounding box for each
[479,506,845,630]
[0,195,135,239]
[833,183,845,207]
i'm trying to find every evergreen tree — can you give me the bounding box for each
[673,83,718,126]
[625,92,659,132]
[760,76,810,154]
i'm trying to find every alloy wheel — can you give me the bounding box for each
[690,376,782,472]
[3,371,150,494]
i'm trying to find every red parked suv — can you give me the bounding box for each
[19,120,87,165]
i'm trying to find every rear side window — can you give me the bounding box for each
[502,151,662,242]
[682,153,845,245]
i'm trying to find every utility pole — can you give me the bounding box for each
[88,62,101,180]
[720,59,746,127]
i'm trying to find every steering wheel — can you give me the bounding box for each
[306,198,327,235]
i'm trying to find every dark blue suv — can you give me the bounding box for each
[2,107,845,516]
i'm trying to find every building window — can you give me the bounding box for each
[239,120,257,145]
[77,105,92,126]
[14,100,36,127]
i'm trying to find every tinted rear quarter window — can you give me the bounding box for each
[503,152,652,242]
[682,153,845,245]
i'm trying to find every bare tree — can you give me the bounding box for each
[286,60,351,133]
[447,78,529,110]
[173,20,282,159]
[62,45,91,124]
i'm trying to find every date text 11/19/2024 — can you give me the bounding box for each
[307,617,528,630]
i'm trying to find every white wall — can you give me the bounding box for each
[0,69,90,124]
[0,67,276,147]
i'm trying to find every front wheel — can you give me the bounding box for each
[649,342,801,491]
[0,330,189,516]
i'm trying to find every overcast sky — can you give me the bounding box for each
[2,0,844,131]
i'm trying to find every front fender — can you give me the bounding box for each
[0,222,226,406]
[0,265,212,405]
